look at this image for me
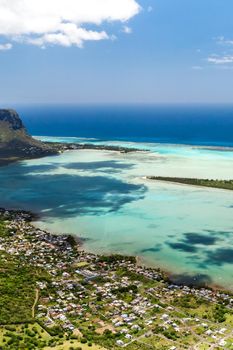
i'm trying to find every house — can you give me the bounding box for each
[116,340,124,347]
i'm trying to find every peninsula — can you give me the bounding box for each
[0,109,145,167]
[147,176,233,191]
[0,109,57,166]
[44,141,146,154]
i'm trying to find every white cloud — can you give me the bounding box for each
[0,43,12,51]
[122,25,132,34]
[26,25,109,48]
[0,0,141,48]
[205,36,233,67]
[207,55,233,65]
[215,36,233,46]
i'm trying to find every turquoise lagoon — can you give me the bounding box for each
[1,138,233,289]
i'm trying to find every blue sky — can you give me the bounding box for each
[0,0,233,104]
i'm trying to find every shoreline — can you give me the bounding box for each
[1,146,233,294]
[36,135,233,151]
[44,141,149,154]
[0,141,148,168]
[33,216,227,292]
[146,176,233,192]
[2,136,233,168]
[1,207,233,348]
[135,253,226,293]
[3,206,231,294]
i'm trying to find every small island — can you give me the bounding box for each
[147,176,233,191]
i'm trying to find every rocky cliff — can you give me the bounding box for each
[0,109,57,164]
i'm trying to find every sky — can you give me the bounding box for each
[0,0,233,104]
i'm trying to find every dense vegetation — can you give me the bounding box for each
[98,254,136,264]
[0,220,49,325]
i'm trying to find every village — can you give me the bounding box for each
[0,208,233,350]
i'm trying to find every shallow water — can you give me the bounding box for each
[1,139,233,289]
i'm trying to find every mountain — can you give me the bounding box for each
[0,109,57,165]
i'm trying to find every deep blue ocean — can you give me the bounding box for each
[14,104,233,146]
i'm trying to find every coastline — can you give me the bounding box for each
[36,135,233,151]
[135,252,226,293]
[1,207,233,349]
[1,142,233,293]
[1,136,233,168]
[44,141,148,154]
[146,176,233,192]
[0,141,148,168]
[4,206,230,294]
